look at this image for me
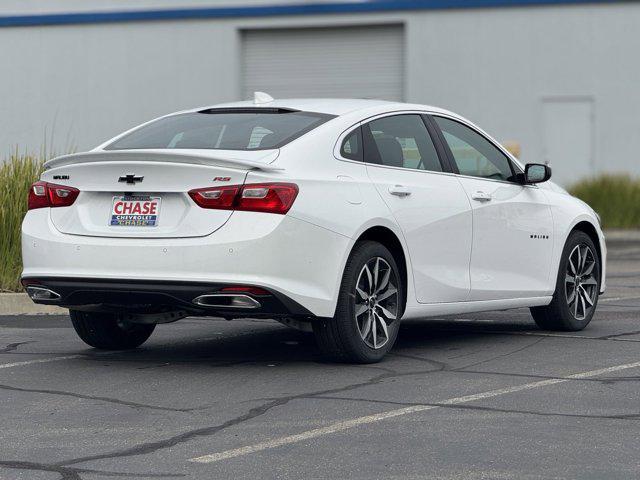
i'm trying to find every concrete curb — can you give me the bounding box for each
[0,293,66,316]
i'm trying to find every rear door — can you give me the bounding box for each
[361,113,472,303]
[430,115,554,301]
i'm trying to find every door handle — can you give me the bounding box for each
[471,191,492,202]
[388,185,412,197]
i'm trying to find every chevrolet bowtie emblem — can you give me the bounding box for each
[118,174,144,184]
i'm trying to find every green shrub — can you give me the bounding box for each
[569,174,640,229]
[0,153,44,292]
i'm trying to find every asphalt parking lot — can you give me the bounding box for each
[1,239,639,480]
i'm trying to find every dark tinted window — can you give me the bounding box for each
[363,115,442,172]
[340,127,363,161]
[105,110,332,151]
[434,116,514,181]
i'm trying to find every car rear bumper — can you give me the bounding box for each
[22,209,351,317]
[21,277,313,318]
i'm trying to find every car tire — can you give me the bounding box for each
[313,241,404,363]
[69,310,155,350]
[530,231,600,331]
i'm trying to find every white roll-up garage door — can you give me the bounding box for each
[242,25,404,101]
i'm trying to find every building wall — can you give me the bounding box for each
[0,18,238,155]
[405,4,640,181]
[0,1,638,183]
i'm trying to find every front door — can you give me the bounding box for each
[432,115,554,301]
[361,114,473,303]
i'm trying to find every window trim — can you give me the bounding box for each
[333,110,531,187]
[421,114,457,174]
[427,113,524,185]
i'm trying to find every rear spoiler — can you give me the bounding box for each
[44,149,284,172]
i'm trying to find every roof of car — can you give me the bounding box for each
[191,98,453,117]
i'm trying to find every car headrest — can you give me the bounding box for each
[375,136,404,168]
[256,132,275,148]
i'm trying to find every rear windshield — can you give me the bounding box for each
[105,110,333,151]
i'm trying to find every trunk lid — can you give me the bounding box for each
[42,149,280,238]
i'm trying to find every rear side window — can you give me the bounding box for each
[340,127,363,161]
[362,115,443,172]
[105,110,333,151]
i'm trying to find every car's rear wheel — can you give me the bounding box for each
[70,310,155,349]
[313,241,403,363]
[530,230,600,331]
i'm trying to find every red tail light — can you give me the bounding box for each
[189,183,298,214]
[28,181,80,210]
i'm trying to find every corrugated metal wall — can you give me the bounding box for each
[242,25,404,101]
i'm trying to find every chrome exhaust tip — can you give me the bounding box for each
[26,286,61,302]
[192,294,261,309]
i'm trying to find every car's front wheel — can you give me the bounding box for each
[530,230,600,331]
[313,241,404,363]
[70,310,155,349]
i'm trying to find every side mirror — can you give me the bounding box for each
[524,163,552,184]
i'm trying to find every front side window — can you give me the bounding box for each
[363,115,443,172]
[433,116,514,181]
[105,110,333,151]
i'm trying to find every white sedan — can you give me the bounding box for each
[21,95,606,363]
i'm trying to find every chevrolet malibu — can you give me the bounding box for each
[21,95,606,363]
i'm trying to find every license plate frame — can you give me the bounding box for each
[110,195,161,227]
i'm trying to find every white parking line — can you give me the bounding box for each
[0,355,82,370]
[190,360,640,464]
